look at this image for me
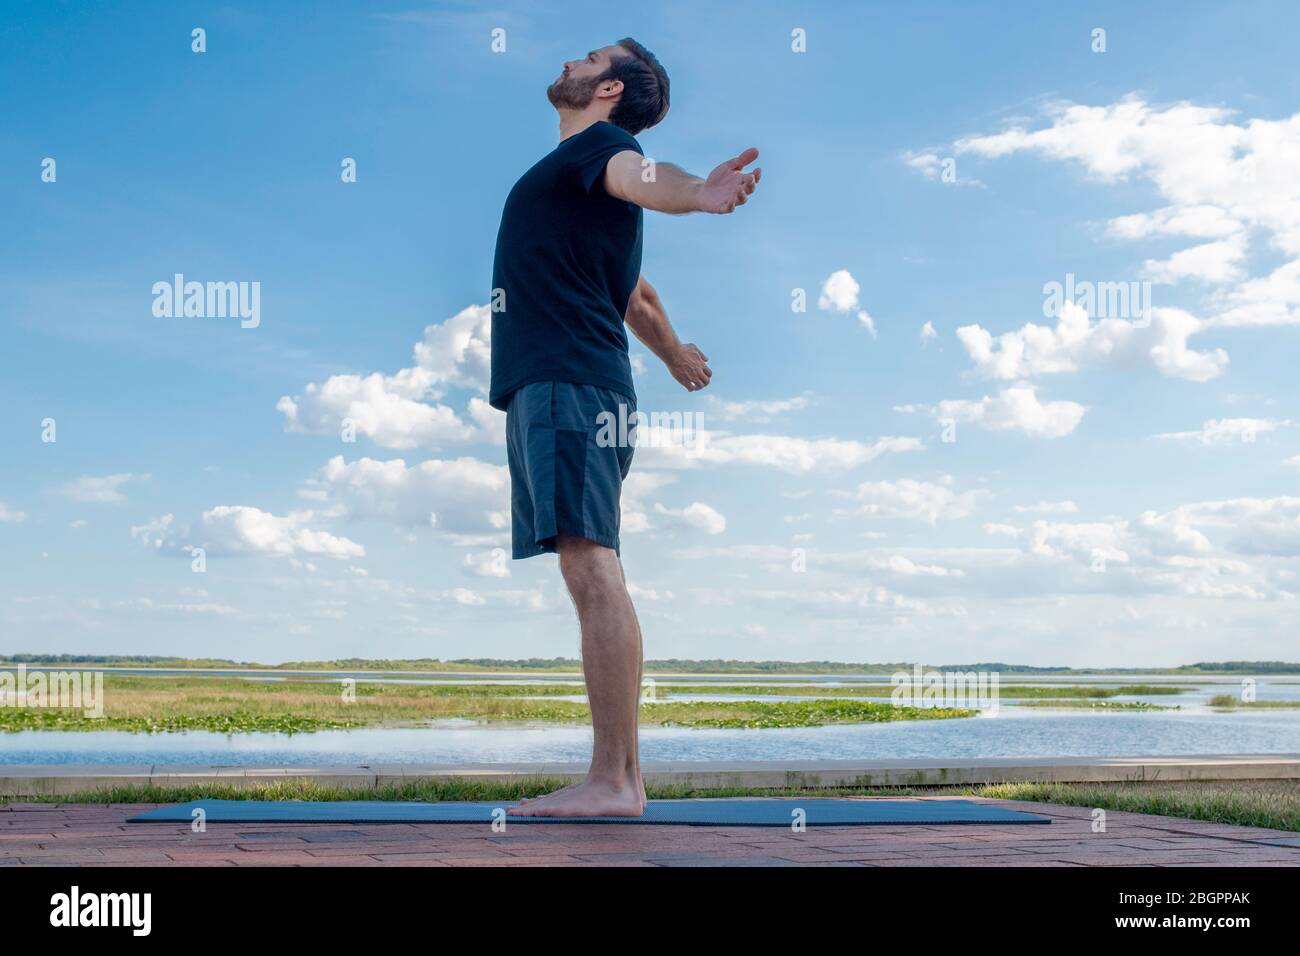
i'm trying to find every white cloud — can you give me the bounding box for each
[0,503,26,523]
[849,477,983,524]
[302,454,509,536]
[132,507,364,559]
[897,384,1087,438]
[277,304,496,449]
[634,431,923,474]
[199,506,364,558]
[56,473,143,504]
[1142,237,1246,284]
[704,393,811,422]
[956,302,1228,383]
[463,549,510,578]
[1026,520,1130,564]
[1154,418,1289,445]
[904,151,945,179]
[920,321,937,345]
[952,96,1300,329]
[818,270,877,337]
[621,471,677,534]
[1153,496,1300,557]
[628,583,675,602]
[1015,500,1079,514]
[130,514,175,550]
[441,587,545,610]
[653,501,727,535]
[1107,204,1244,241]
[903,151,984,187]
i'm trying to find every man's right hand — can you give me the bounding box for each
[668,343,712,392]
[696,148,761,214]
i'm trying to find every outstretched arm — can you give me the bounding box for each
[624,277,711,392]
[605,148,761,215]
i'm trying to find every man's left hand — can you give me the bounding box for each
[668,343,712,391]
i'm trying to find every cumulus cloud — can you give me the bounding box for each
[653,501,727,535]
[848,477,984,524]
[277,304,497,449]
[132,507,364,559]
[201,506,364,558]
[1142,237,1247,284]
[301,454,509,538]
[463,549,510,578]
[818,270,877,337]
[896,384,1087,438]
[956,302,1228,383]
[950,96,1300,330]
[0,503,26,523]
[1152,496,1300,557]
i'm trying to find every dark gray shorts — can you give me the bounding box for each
[505,381,636,560]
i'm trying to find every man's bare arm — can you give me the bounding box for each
[624,276,711,392]
[605,148,761,215]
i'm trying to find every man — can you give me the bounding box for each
[489,39,760,817]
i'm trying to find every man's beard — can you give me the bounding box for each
[547,71,606,110]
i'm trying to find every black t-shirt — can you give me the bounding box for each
[489,121,644,410]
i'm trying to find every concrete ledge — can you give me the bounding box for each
[2,754,1298,797]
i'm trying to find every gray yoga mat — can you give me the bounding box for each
[128,798,1050,826]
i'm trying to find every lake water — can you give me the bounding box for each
[2,671,1297,765]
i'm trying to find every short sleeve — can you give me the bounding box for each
[572,122,643,193]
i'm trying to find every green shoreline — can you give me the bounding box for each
[4,655,1299,676]
[0,675,979,733]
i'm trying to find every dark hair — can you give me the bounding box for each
[604,38,670,135]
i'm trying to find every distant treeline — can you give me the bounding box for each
[3,654,1298,674]
[0,654,244,666]
[1176,661,1300,674]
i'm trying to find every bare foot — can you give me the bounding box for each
[521,773,647,809]
[507,776,644,817]
[518,781,579,805]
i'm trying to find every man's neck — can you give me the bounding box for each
[558,110,609,142]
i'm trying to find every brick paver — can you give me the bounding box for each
[1,798,1297,866]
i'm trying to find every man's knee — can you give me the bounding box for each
[557,535,624,606]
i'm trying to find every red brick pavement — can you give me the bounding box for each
[2,798,1298,867]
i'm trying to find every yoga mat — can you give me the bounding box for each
[129,798,1050,826]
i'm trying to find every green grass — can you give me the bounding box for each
[10,779,1297,832]
[979,780,1300,832]
[1207,695,1300,709]
[659,683,1189,699]
[645,699,973,728]
[0,674,975,733]
[8,654,1299,675]
[1009,700,1177,711]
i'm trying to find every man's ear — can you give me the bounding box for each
[598,78,624,100]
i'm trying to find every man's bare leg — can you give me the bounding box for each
[509,534,644,817]
[620,559,648,806]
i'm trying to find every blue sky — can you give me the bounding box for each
[3,0,1299,666]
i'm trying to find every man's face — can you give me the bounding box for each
[547,44,622,111]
